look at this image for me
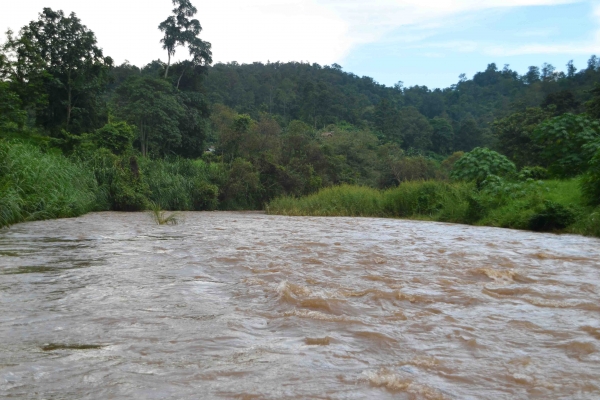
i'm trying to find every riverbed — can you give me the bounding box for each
[1,212,599,399]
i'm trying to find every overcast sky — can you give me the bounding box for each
[1,0,598,88]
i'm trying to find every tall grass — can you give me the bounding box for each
[0,140,99,227]
[268,179,600,237]
[141,158,218,211]
[268,181,474,220]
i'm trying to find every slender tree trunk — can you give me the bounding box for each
[176,66,187,89]
[66,70,72,127]
[164,52,172,79]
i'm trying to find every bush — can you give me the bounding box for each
[528,200,576,232]
[518,166,549,180]
[451,147,516,183]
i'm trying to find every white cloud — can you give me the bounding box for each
[0,0,589,68]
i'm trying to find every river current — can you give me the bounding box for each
[1,212,599,399]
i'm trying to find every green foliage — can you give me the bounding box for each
[441,151,464,172]
[2,8,112,134]
[385,156,444,184]
[113,76,186,157]
[267,181,473,220]
[430,117,454,154]
[492,107,551,167]
[518,166,549,180]
[450,147,516,183]
[147,201,179,225]
[86,149,149,211]
[219,158,262,209]
[528,200,576,232]
[585,84,600,119]
[0,82,27,135]
[580,142,600,205]
[0,140,98,227]
[141,157,218,211]
[268,178,595,235]
[532,113,600,177]
[159,0,212,80]
[93,121,135,154]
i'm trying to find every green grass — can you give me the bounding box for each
[267,179,600,237]
[0,140,99,228]
[141,158,218,211]
[268,182,474,220]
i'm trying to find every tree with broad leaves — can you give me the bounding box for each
[159,0,212,80]
[1,8,112,134]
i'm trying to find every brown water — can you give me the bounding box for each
[1,212,600,399]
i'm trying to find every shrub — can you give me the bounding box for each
[450,147,516,183]
[528,200,576,232]
[518,166,549,180]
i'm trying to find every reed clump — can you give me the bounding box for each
[147,201,180,225]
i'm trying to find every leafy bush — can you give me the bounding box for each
[87,149,149,211]
[528,200,576,232]
[93,121,135,155]
[518,166,549,180]
[450,147,516,183]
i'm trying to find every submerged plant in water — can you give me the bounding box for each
[147,201,180,225]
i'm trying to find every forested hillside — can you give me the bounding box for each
[202,59,600,154]
[1,2,600,236]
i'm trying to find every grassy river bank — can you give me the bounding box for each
[2,139,599,237]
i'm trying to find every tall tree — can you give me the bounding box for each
[159,0,212,79]
[2,8,112,134]
[113,76,185,156]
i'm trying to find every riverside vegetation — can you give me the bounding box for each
[1,3,600,236]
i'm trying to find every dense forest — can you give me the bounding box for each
[1,2,600,236]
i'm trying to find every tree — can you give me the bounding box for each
[523,66,540,84]
[566,60,577,78]
[454,115,483,151]
[430,117,454,154]
[374,98,401,144]
[585,84,600,120]
[451,147,516,183]
[540,63,556,81]
[532,113,600,177]
[2,8,112,134]
[397,106,432,151]
[492,107,551,168]
[159,0,212,79]
[113,76,185,156]
[0,82,27,135]
[541,90,579,115]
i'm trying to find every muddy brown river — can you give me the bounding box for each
[1,212,599,399]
